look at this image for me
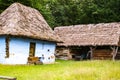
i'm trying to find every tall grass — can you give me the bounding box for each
[0,60,120,80]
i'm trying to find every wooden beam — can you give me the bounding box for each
[5,36,10,58]
[90,47,93,60]
[0,76,16,80]
[113,46,118,61]
[67,48,72,60]
[89,47,96,60]
[110,46,118,61]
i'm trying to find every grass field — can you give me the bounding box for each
[0,60,120,80]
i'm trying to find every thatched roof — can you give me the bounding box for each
[54,22,120,46]
[0,3,61,42]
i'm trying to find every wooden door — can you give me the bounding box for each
[29,42,36,57]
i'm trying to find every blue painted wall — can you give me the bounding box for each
[0,36,6,64]
[0,36,56,64]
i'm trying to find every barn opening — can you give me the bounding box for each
[70,46,90,60]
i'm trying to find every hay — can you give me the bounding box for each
[54,22,120,46]
[0,3,61,42]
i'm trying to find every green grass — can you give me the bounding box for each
[0,60,120,80]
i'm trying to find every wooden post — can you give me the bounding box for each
[90,47,93,60]
[110,46,118,61]
[67,48,72,60]
[88,47,96,60]
[5,36,10,58]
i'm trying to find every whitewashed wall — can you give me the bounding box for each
[0,36,56,64]
[8,38,29,64]
[36,42,56,64]
[0,36,6,64]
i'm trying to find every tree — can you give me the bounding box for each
[29,0,56,28]
[0,0,31,13]
[0,0,120,28]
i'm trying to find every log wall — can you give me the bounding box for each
[55,47,72,60]
[116,51,120,59]
[56,46,120,60]
[93,50,112,60]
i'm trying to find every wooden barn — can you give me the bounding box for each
[54,22,120,60]
[0,3,61,64]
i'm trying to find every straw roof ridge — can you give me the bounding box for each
[54,22,120,46]
[0,2,61,42]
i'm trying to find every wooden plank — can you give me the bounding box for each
[93,55,112,57]
[92,49,113,60]
[93,57,112,60]
[0,76,16,80]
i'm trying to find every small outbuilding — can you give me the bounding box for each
[0,3,61,64]
[54,22,120,60]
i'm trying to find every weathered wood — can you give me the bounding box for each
[93,57,112,60]
[5,36,10,58]
[55,47,72,60]
[66,48,72,60]
[0,76,16,80]
[93,49,114,60]
[110,46,118,61]
[90,47,93,60]
[89,47,96,60]
[113,46,118,61]
[115,51,120,59]
[27,57,43,65]
[93,50,112,57]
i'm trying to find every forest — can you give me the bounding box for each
[0,0,120,28]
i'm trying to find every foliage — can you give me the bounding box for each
[0,60,120,80]
[29,0,55,28]
[0,0,31,12]
[0,0,120,28]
